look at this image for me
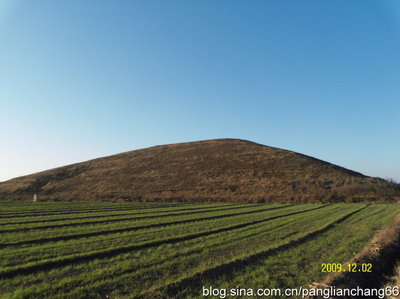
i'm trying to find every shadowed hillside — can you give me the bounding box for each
[0,139,399,203]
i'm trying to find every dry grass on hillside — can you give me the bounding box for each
[0,139,399,203]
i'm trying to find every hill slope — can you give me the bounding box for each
[0,139,399,203]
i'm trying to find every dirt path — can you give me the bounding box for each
[322,215,400,297]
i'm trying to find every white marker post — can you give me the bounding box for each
[33,194,37,203]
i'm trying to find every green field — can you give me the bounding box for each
[0,202,398,298]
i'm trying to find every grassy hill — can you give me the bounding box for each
[0,139,399,203]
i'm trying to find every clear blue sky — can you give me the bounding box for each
[1,0,399,182]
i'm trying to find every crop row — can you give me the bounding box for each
[0,203,250,226]
[1,203,398,299]
[160,204,400,299]
[0,204,264,231]
[0,204,291,244]
[0,204,320,267]
[0,203,230,219]
[0,204,360,298]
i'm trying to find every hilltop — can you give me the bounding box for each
[0,139,399,203]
